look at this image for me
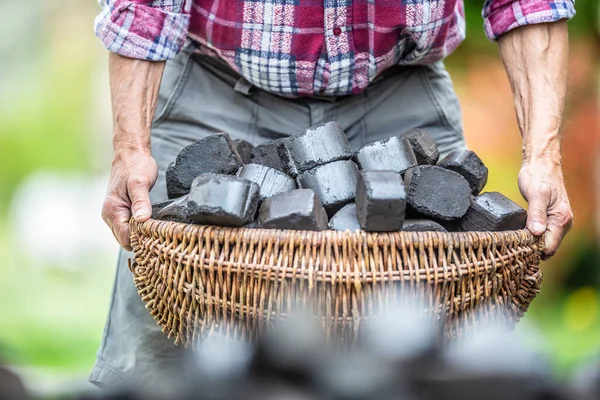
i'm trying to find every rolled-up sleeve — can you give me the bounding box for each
[94,0,191,61]
[483,0,576,40]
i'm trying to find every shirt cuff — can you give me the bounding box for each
[483,0,576,41]
[94,1,190,61]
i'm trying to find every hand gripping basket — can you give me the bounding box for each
[129,219,543,347]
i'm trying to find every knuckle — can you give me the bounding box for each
[130,175,152,189]
[558,207,574,227]
[537,186,552,199]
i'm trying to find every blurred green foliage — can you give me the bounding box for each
[0,55,92,216]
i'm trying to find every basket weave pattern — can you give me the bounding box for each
[130,219,543,347]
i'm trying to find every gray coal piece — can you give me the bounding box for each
[438,149,488,195]
[249,139,288,172]
[187,174,260,227]
[356,170,406,232]
[233,138,254,164]
[236,164,296,202]
[437,219,463,232]
[401,219,447,232]
[296,160,360,216]
[328,203,361,231]
[404,165,471,221]
[258,189,328,231]
[166,133,243,199]
[401,128,440,165]
[354,136,418,174]
[151,199,174,219]
[460,192,527,232]
[278,121,352,177]
[155,195,190,223]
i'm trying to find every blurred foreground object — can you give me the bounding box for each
[0,365,30,400]
[66,306,600,400]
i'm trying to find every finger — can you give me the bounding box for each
[129,179,152,222]
[541,224,564,260]
[526,194,548,236]
[113,215,133,251]
[102,200,133,250]
[541,206,574,260]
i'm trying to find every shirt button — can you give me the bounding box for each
[333,27,342,36]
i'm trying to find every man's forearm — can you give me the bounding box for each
[498,21,568,164]
[497,21,573,259]
[109,53,165,155]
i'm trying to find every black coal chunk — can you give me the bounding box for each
[401,219,447,232]
[328,203,361,232]
[278,121,352,177]
[236,164,296,203]
[402,128,440,165]
[187,174,259,227]
[354,135,418,174]
[166,133,243,199]
[356,170,406,232]
[460,192,527,231]
[296,160,360,216]
[257,189,328,231]
[404,165,471,221]
[154,195,190,223]
[249,139,287,172]
[437,149,488,195]
[233,138,254,164]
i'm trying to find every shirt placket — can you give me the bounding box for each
[317,0,350,96]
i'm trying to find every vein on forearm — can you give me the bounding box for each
[108,53,165,154]
[498,21,569,164]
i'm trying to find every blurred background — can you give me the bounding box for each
[0,0,598,395]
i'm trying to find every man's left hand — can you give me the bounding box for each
[518,159,574,260]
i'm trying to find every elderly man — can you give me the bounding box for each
[92,0,575,387]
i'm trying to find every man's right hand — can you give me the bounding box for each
[102,150,158,250]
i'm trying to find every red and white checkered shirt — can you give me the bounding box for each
[95,0,575,97]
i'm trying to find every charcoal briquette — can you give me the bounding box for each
[155,195,190,223]
[401,128,440,165]
[354,136,418,174]
[166,133,243,199]
[187,174,259,227]
[460,192,527,231]
[278,121,352,177]
[236,164,296,202]
[296,160,360,216]
[401,219,447,232]
[328,203,361,232]
[249,139,287,172]
[233,138,254,164]
[404,165,471,221]
[437,149,488,195]
[257,189,328,231]
[356,170,406,232]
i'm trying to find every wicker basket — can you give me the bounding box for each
[129,219,543,347]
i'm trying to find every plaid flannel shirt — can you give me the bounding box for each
[95,0,575,97]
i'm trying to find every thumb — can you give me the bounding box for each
[129,180,152,222]
[526,195,548,236]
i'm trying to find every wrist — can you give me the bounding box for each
[521,132,562,167]
[522,155,561,168]
[113,146,152,164]
[113,135,152,157]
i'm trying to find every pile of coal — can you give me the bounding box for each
[153,123,526,233]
